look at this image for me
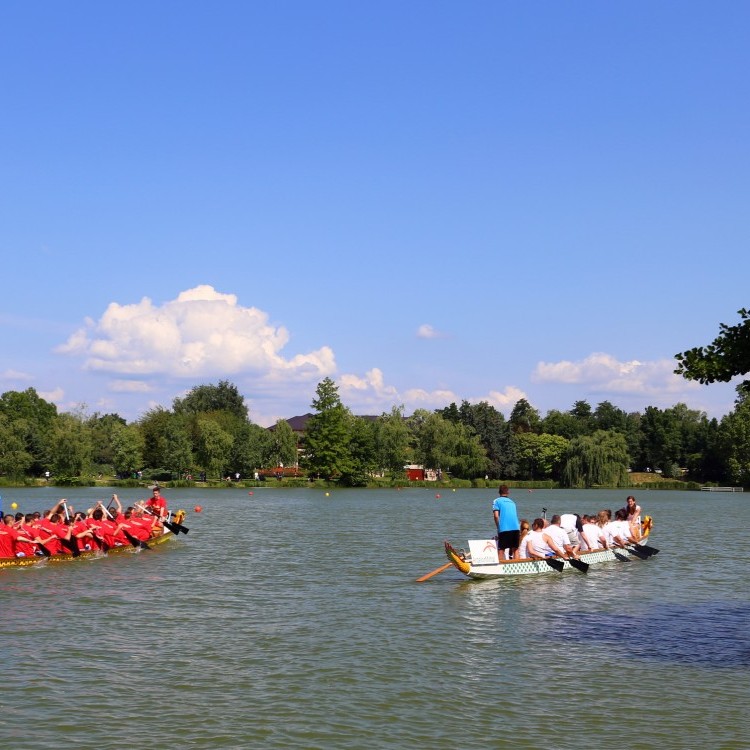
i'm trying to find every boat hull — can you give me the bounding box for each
[0,529,174,571]
[444,536,654,579]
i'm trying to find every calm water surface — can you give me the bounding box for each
[1,487,748,749]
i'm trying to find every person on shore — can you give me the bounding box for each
[492,485,521,561]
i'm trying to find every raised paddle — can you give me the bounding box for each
[415,562,453,582]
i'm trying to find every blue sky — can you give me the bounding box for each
[1,1,748,426]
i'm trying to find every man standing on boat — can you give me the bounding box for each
[145,485,168,520]
[492,485,520,561]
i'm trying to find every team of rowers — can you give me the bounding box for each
[500,494,647,562]
[0,487,170,560]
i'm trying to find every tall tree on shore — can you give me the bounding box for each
[173,380,249,422]
[302,378,352,480]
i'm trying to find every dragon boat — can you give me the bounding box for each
[0,510,187,571]
[443,516,656,580]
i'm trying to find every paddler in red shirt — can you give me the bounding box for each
[34,513,73,555]
[144,486,168,520]
[1,514,37,558]
[16,514,43,557]
[132,506,162,538]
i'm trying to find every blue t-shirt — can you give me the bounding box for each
[492,495,520,532]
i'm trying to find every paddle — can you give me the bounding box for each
[60,501,81,557]
[415,562,453,582]
[624,545,649,559]
[635,543,659,556]
[611,549,631,562]
[123,529,150,550]
[544,557,565,572]
[567,557,589,573]
[136,504,189,535]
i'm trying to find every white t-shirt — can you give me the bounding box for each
[545,524,568,552]
[582,522,602,550]
[560,514,578,532]
[528,530,553,556]
[517,534,530,559]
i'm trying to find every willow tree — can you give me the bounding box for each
[561,430,630,488]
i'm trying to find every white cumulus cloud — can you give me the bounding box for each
[532,352,697,396]
[56,285,336,382]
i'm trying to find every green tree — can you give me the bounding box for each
[592,401,629,432]
[88,412,127,469]
[342,415,378,486]
[375,406,411,476]
[561,430,630,488]
[196,418,233,479]
[456,400,514,479]
[161,415,194,478]
[173,380,249,421]
[716,395,750,485]
[541,409,581,439]
[269,419,299,468]
[675,308,750,388]
[515,432,569,480]
[0,414,34,478]
[302,378,352,480]
[111,423,145,478]
[49,412,93,477]
[230,422,271,477]
[0,388,57,475]
[137,407,173,470]
[409,410,487,479]
[509,398,541,434]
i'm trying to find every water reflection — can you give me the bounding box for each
[552,601,750,667]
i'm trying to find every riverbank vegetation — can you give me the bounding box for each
[1,374,749,491]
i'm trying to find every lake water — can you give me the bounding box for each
[1,486,748,749]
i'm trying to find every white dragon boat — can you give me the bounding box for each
[442,516,656,580]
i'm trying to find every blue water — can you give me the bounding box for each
[1,486,748,749]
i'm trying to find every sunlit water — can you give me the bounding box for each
[1,486,748,749]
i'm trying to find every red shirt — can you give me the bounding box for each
[36,519,66,555]
[16,523,39,557]
[145,495,168,517]
[0,525,20,558]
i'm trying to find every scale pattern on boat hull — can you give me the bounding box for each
[444,538,653,579]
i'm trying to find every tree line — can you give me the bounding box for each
[1,375,749,488]
[2,310,748,487]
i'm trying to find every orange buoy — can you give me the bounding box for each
[435,494,441,498]
[194,505,203,513]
